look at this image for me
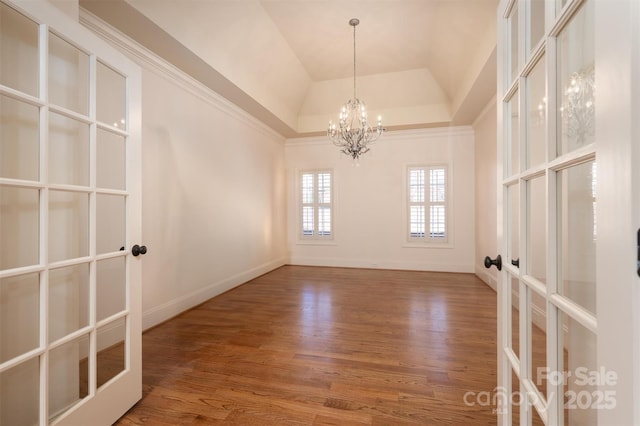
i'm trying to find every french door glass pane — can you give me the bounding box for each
[48,334,89,421]
[49,112,90,186]
[0,273,39,363]
[529,0,546,53]
[96,194,125,255]
[556,0,595,156]
[528,176,546,283]
[533,405,545,426]
[511,368,520,425]
[507,91,520,176]
[559,312,597,425]
[0,94,39,181]
[97,317,126,389]
[0,2,38,97]
[511,277,520,358]
[48,32,89,115]
[530,290,547,399]
[557,161,596,314]
[508,184,520,263]
[509,4,519,83]
[48,263,89,343]
[526,56,546,168]
[97,256,126,322]
[48,190,89,262]
[97,129,126,190]
[96,61,126,129]
[0,357,39,426]
[0,186,39,270]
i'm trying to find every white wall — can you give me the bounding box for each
[137,57,288,330]
[285,127,475,272]
[473,98,497,290]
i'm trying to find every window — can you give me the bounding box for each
[300,170,332,240]
[408,165,448,242]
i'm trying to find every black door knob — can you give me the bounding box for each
[132,244,147,256]
[511,258,520,268]
[484,254,502,271]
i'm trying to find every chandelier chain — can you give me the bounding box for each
[353,21,356,100]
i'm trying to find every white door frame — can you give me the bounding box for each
[593,0,640,424]
[0,1,142,425]
[495,0,640,424]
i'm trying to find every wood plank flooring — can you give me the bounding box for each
[115,266,501,425]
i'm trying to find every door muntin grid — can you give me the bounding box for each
[499,0,597,424]
[0,2,133,424]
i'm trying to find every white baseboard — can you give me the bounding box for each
[288,256,474,273]
[475,264,497,292]
[142,257,287,331]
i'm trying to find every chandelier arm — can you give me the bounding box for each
[345,132,355,146]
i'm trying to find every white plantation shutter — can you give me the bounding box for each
[408,166,448,242]
[429,168,446,238]
[300,170,333,239]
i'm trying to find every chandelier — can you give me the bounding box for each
[328,18,383,161]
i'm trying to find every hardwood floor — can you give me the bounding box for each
[116,266,501,425]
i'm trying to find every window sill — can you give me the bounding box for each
[296,239,337,246]
[402,242,454,249]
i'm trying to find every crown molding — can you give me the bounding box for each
[285,126,474,148]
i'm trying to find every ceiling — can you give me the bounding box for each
[80,0,499,137]
[261,0,495,96]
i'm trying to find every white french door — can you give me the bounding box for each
[0,1,142,425]
[494,0,640,425]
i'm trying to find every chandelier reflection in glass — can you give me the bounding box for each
[560,64,595,147]
[328,18,383,161]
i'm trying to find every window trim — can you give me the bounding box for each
[298,169,334,242]
[404,164,452,246]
